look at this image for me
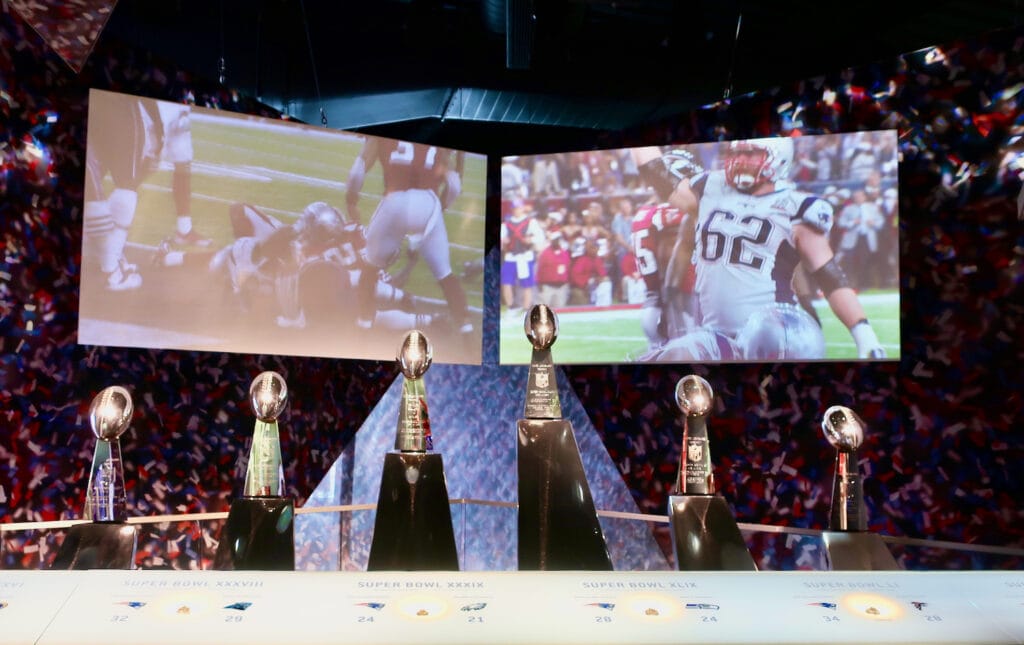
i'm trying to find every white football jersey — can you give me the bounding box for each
[691,170,833,336]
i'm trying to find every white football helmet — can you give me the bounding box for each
[723,137,794,191]
[735,303,825,360]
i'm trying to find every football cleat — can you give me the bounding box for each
[106,260,142,291]
[173,229,213,247]
[275,311,306,329]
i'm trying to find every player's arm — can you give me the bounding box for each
[632,146,700,215]
[346,138,380,224]
[794,222,885,358]
[440,150,464,210]
[661,174,700,286]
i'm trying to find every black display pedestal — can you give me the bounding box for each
[367,452,459,571]
[517,419,613,571]
[823,531,900,570]
[215,497,295,571]
[668,495,757,571]
[51,522,138,570]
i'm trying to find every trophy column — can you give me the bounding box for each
[215,371,295,570]
[367,331,459,571]
[52,386,138,570]
[517,305,612,570]
[820,405,899,570]
[667,375,756,571]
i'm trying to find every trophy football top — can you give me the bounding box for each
[675,375,713,417]
[822,405,864,452]
[525,305,558,351]
[88,386,134,441]
[249,371,288,422]
[398,330,432,380]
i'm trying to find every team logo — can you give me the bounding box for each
[535,371,549,389]
[460,602,487,612]
[356,602,386,611]
[771,195,797,212]
[224,602,252,611]
[687,441,703,462]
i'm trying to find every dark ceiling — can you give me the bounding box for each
[104,0,1022,153]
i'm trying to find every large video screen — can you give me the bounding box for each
[498,131,900,364]
[79,90,486,364]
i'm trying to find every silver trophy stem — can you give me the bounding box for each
[678,415,714,495]
[85,438,127,523]
[243,419,285,497]
[524,348,561,419]
[395,376,432,452]
[830,450,866,532]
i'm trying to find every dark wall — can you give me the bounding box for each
[0,11,1021,559]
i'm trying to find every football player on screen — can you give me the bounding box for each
[629,148,705,353]
[345,138,471,335]
[634,138,885,360]
[82,94,162,291]
[209,201,453,334]
[155,101,211,249]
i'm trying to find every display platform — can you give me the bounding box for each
[1,569,1022,644]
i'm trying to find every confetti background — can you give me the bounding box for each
[0,11,1021,569]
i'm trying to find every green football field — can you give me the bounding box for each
[498,291,901,364]
[119,108,488,309]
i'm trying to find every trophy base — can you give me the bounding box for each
[517,419,613,571]
[215,496,295,571]
[50,522,138,570]
[367,452,459,571]
[668,495,757,571]
[822,531,900,570]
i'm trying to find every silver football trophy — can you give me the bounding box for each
[517,305,612,570]
[820,405,899,570]
[667,375,756,570]
[52,386,138,569]
[367,330,459,570]
[215,371,295,570]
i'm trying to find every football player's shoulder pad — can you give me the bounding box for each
[794,194,834,235]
